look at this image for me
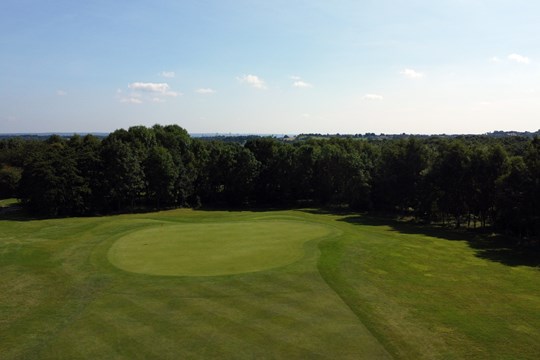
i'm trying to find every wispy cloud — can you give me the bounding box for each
[291,76,312,88]
[56,90,67,96]
[196,88,216,94]
[237,74,267,89]
[128,82,179,96]
[400,68,424,79]
[489,56,502,63]
[159,71,175,78]
[508,53,530,64]
[119,82,181,104]
[363,94,384,101]
[293,80,312,88]
[120,97,143,104]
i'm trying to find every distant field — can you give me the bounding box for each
[0,209,538,359]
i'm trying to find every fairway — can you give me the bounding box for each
[0,209,538,359]
[108,221,333,276]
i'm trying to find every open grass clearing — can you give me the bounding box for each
[0,208,538,359]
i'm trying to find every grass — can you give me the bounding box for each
[0,208,538,359]
[319,215,540,359]
[108,220,332,276]
[0,198,18,208]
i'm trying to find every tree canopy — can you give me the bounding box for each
[2,125,538,244]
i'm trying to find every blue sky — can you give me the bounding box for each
[1,0,539,134]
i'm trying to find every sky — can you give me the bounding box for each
[1,0,539,135]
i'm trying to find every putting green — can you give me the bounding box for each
[108,220,333,276]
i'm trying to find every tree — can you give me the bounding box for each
[101,137,145,211]
[495,157,529,239]
[67,134,103,213]
[245,138,288,204]
[194,142,259,206]
[0,165,22,198]
[469,144,508,227]
[429,140,471,227]
[290,143,318,201]
[311,139,374,209]
[144,146,178,208]
[373,138,428,213]
[18,138,88,215]
[153,124,195,205]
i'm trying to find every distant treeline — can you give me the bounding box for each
[1,124,538,243]
[294,129,540,141]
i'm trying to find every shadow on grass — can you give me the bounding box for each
[336,214,540,268]
[0,205,31,221]
[198,204,297,213]
[0,203,318,221]
[0,205,183,222]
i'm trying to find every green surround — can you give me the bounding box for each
[108,221,332,276]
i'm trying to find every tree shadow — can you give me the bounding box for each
[0,205,33,221]
[0,204,184,222]
[299,207,366,217]
[198,204,294,213]
[337,214,540,268]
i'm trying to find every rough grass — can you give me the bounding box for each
[319,215,540,359]
[0,209,538,359]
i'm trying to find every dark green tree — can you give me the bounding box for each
[101,137,145,211]
[145,146,179,208]
[373,138,428,212]
[495,156,529,238]
[245,138,291,205]
[469,144,509,227]
[18,138,88,215]
[429,140,471,227]
[153,124,195,205]
[0,165,22,198]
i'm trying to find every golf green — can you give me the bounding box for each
[108,220,333,276]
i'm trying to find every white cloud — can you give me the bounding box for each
[196,88,216,94]
[489,56,502,63]
[237,74,267,89]
[159,71,175,78]
[293,80,312,88]
[56,90,67,96]
[508,53,530,64]
[128,82,178,96]
[302,113,311,118]
[120,97,143,104]
[120,82,180,104]
[290,75,312,88]
[400,68,424,79]
[363,94,384,101]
